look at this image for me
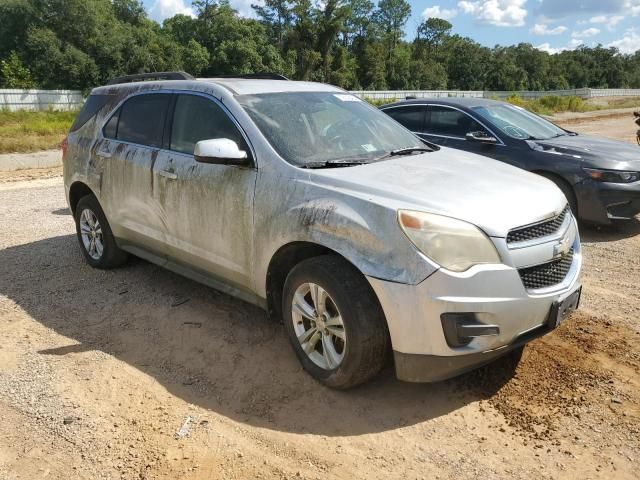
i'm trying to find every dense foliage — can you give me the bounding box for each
[1,0,639,92]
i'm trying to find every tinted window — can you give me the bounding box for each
[384,106,425,132]
[70,94,110,132]
[427,106,484,138]
[472,104,566,140]
[103,109,119,139]
[116,94,170,148]
[170,94,246,155]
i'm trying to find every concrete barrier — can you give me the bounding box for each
[0,150,62,171]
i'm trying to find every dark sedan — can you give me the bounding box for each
[381,98,640,224]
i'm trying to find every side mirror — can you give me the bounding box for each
[466,131,498,145]
[194,138,250,166]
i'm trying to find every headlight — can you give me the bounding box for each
[583,168,639,183]
[398,210,501,272]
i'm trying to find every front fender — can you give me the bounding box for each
[254,189,437,298]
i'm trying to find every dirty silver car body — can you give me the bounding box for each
[64,77,582,386]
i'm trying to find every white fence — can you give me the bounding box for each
[350,90,484,100]
[0,89,84,111]
[1,87,639,110]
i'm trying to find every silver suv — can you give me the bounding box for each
[63,72,582,389]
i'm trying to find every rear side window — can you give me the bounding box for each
[384,106,425,132]
[115,94,170,148]
[170,94,246,155]
[427,106,484,138]
[69,94,110,132]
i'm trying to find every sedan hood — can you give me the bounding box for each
[531,134,640,169]
[308,148,567,238]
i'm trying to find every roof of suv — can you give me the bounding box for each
[94,78,344,96]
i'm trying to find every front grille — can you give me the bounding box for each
[507,206,570,245]
[518,248,574,290]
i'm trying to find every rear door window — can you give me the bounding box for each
[170,94,246,155]
[115,94,170,148]
[426,106,484,138]
[384,106,425,132]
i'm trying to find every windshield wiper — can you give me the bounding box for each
[299,159,371,169]
[389,147,434,156]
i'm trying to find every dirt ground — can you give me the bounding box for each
[1,113,639,480]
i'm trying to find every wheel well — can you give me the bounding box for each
[69,182,94,216]
[532,171,578,213]
[266,242,345,322]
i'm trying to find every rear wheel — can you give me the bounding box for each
[282,255,390,389]
[74,195,127,269]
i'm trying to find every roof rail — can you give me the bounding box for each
[106,71,194,86]
[214,73,289,81]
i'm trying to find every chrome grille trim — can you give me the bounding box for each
[507,206,570,246]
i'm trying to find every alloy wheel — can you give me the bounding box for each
[291,282,346,370]
[79,208,104,260]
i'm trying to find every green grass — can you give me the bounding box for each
[0,109,76,154]
[503,95,598,115]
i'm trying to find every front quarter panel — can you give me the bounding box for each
[253,167,437,297]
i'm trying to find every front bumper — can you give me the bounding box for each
[575,178,640,224]
[367,230,582,383]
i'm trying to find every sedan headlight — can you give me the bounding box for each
[398,210,501,272]
[583,168,640,183]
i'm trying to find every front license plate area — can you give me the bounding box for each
[549,286,581,329]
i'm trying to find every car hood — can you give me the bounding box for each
[306,148,566,238]
[530,134,640,169]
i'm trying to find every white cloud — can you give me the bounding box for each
[457,0,527,27]
[624,0,640,16]
[148,0,260,21]
[535,42,564,54]
[231,0,261,18]
[607,31,640,53]
[148,0,194,22]
[571,27,600,38]
[588,14,624,30]
[531,23,567,35]
[422,5,458,20]
[569,38,583,48]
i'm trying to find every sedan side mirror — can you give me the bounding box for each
[194,138,251,166]
[466,131,498,145]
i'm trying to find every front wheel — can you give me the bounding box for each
[282,255,390,389]
[74,195,127,269]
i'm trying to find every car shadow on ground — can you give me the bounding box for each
[0,234,519,436]
[579,217,640,243]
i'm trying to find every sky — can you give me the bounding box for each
[141,0,640,54]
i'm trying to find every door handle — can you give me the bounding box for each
[158,170,177,180]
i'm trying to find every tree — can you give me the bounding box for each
[374,0,411,53]
[416,18,452,54]
[0,51,36,88]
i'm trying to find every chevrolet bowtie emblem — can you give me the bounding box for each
[553,234,572,258]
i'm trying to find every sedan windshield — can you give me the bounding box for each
[237,92,423,166]
[472,104,567,141]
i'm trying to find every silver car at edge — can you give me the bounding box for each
[63,73,582,389]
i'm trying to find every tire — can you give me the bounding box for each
[74,194,127,269]
[538,173,578,218]
[282,255,390,389]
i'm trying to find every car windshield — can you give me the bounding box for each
[472,104,567,141]
[237,92,423,166]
